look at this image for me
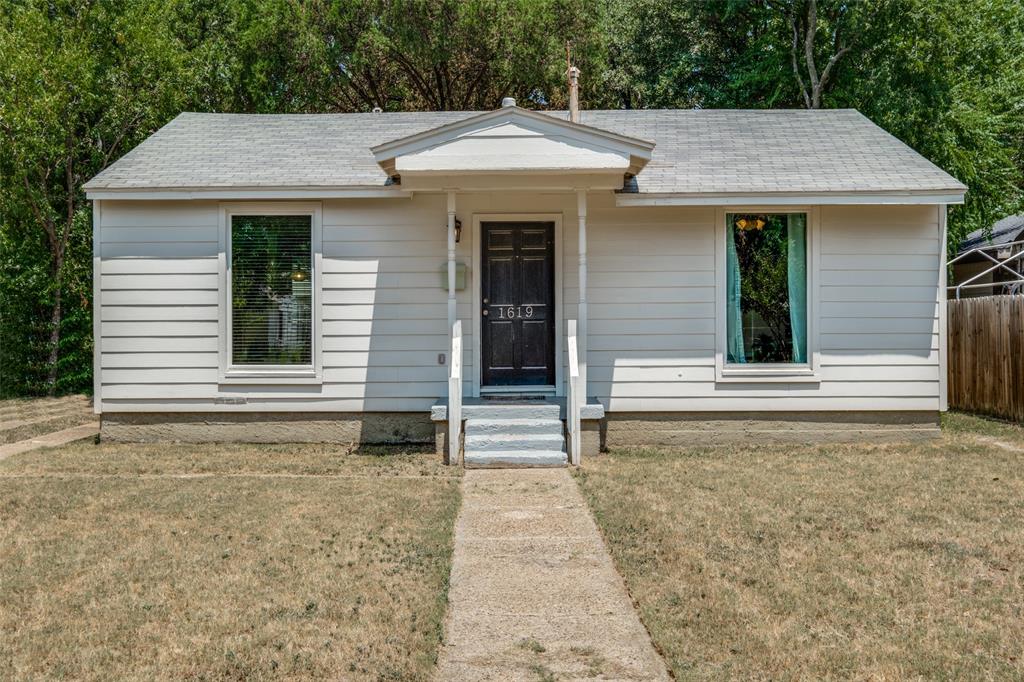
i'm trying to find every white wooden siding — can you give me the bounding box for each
[580,199,941,412]
[97,196,472,412]
[96,195,941,413]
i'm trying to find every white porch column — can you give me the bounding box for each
[576,189,588,398]
[447,192,458,335]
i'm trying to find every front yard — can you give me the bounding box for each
[575,413,1024,680]
[0,441,460,680]
[4,412,1023,680]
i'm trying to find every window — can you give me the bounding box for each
[725,212,807,365]
[230,215,313,366]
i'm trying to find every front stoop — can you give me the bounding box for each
[463,404,566,468]
[431,398,605,468]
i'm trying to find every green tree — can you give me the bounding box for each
[604,0,798,109]
[182,0,611,114]
[604,0,1024,246]
[833,0,1024,245]
[354,0,608,111]
[0,0,194,395]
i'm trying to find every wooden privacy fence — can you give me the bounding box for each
[948,296,1024,422]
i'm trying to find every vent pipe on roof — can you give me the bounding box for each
[501,97,516,108]
[568,66,580,123]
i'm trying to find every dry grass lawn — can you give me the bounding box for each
[575,413,1024,680]
[0,440,460,680]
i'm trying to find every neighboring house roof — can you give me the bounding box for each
[84,108,966,200]
[957,214,1024,255]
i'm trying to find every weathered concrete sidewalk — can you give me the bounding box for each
[435,469,670,681]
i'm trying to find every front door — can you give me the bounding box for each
[481,221,556,387]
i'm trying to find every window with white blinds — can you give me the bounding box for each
[230,215,313,365]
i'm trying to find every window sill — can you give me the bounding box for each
[717,366,820,384]
[219,368,322,386]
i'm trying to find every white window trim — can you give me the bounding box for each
[715,206,821,383]
[218,202,324,384]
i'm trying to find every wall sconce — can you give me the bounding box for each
[454,218,462,243]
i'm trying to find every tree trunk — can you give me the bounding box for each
[783,0,850,109]
[46,260,63,396]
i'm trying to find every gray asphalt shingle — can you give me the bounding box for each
[83,109,965,195]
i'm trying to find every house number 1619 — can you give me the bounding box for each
[496,306,534,319]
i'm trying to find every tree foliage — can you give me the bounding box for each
[0,0,194,395]
[835,0,1024,245]
[1,0,1022,396]
[605,0,1024,244]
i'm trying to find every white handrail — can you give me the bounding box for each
[567,319,581,466]
[448,320,462,466]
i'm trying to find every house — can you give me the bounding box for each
[950,214,1024,298]
[83,101,966,465]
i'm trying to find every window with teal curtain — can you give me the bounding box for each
[786,214,807,363]
[725,213,807,364]
[726,224,745,363]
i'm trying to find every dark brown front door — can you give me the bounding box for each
[481,221,556,387]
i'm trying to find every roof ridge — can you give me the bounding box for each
[170,107,865,117]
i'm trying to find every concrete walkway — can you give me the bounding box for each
[0,422,99,462]
[435,469,670,681]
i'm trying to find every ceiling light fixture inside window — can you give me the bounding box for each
[735,215,766,231]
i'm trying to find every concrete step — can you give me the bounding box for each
[464,449,568,469]
[464,432,565,453]
[464,418,564,436]
[461,403,561,420]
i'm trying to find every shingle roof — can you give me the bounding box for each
[84,109,966,195]
[957,214,1024,254]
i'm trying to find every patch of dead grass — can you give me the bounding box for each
[574,413,1024,680]
[0,441,460,680]
[4,439,451,478]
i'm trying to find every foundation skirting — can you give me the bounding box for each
[101,410,940,451]
[597,411,940,448]
[100,412,434,444]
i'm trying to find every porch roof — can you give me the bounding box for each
[369,105,655,179]
[84,108,966,202]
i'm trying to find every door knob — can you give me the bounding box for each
[483,297,489,304]
[482,309,489,316]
